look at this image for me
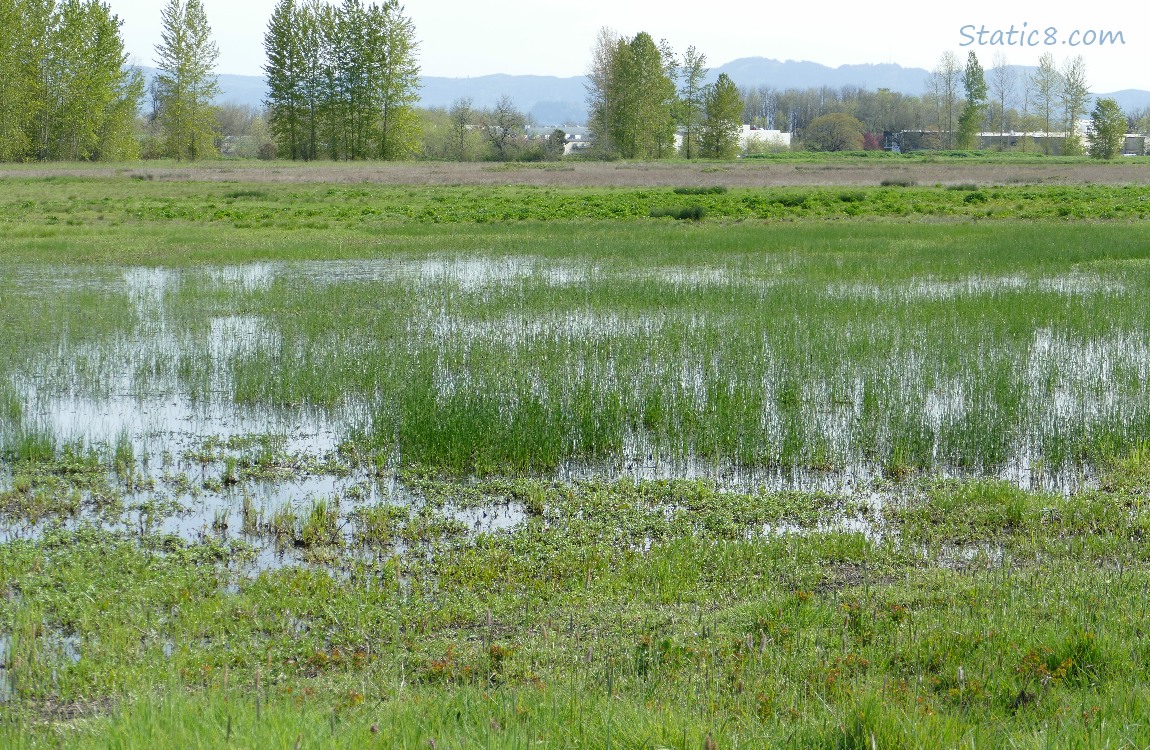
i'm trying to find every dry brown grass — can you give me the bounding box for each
[2,158,1150,187]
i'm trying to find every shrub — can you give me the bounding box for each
[672,186,727,195]
[649,205,707,221]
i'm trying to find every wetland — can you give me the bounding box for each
[4,162,1150,747]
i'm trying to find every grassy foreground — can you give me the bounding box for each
[5,464,1150,747]
[3,170,1150,746]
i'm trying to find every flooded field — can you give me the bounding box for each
[3,221,1150,563]
[5,176,1150,747]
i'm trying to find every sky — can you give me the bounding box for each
[109,0,1145,92]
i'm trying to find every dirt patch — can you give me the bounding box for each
[2,160,1149,187]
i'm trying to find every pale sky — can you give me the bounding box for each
[111,0,1145,92]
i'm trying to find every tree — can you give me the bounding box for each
[988,53,1015,140]
[370,0,420,160]
[0,0,139,162]
[262,0,420,161]
[955,51,986,149]
[928,51,960,148]
[263,0,304,159]
[1059,55,1089,156]
[1087,98,1125,159]
[676,45,707,158]
[154,0,220,160]
[1031,52,1059,154]
[699,73,742,159]
[586,30,676,159]
[803,112,864,151]
[585,26,620,156]
[447,97,475,160]
[483,94,525,160]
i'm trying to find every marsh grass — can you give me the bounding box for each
[5,173,1150,746]
[4,469,1150,746]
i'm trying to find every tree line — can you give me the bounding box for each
[0,0,142,161]
[585,29,745,159]
[1,0,1146,163]
[747,50,1146,157]
[262,0,419,161]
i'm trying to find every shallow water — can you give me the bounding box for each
[1,256,1140,564]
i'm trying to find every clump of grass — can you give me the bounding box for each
[298,498,340,548]
[649,205,706,221]
[947,182,980,191]
[880,178,915,187]
[672,186,727,195]
[773,193,808,207]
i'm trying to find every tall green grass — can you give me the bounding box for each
[3,213,1150,477]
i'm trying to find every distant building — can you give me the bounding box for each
[740,125,791,151]
[885,127,1145,156]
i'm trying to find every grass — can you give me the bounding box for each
[3,166,1150,745]
[4,468,1150,746]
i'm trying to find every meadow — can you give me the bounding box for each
[3,162,1150,747]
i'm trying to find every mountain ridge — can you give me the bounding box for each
[140,59,1150,126]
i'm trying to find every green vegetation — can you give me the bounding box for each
[587,29,678,159]
[152,0,219,161]
[1089,98,1127,160]
[0,0,142,161]
[262,0,421,162]
[4,171,1150,745]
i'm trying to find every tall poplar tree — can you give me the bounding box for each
[1059,56,1090,156]
[676,46,707,159]
[154,0,220,160]
[263,0,303,160]
[372,0,420,160]
[264,0,418,161]
[42,0,142,160]
[0,0,39,160]
[956,51,986,149]
[1031,52,1060,153]
[0,0,139,162]
[929,51,961,148]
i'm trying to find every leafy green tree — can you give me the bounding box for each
[371,0,419,159]
[587,30,676,159]
[699,73,743,159]
[263,0,304,159]
[262,0,420,161]
[803,112,865,151]
[0,0,43,160]
[0,0,139,162]
[676,46,707,158]
[1087,98,1125,159]
[956,51,986,149]
[154,0,220,160]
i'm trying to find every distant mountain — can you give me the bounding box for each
[1102,90,1150,113]
[138,60,1149,127]
[712,58,932,95]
